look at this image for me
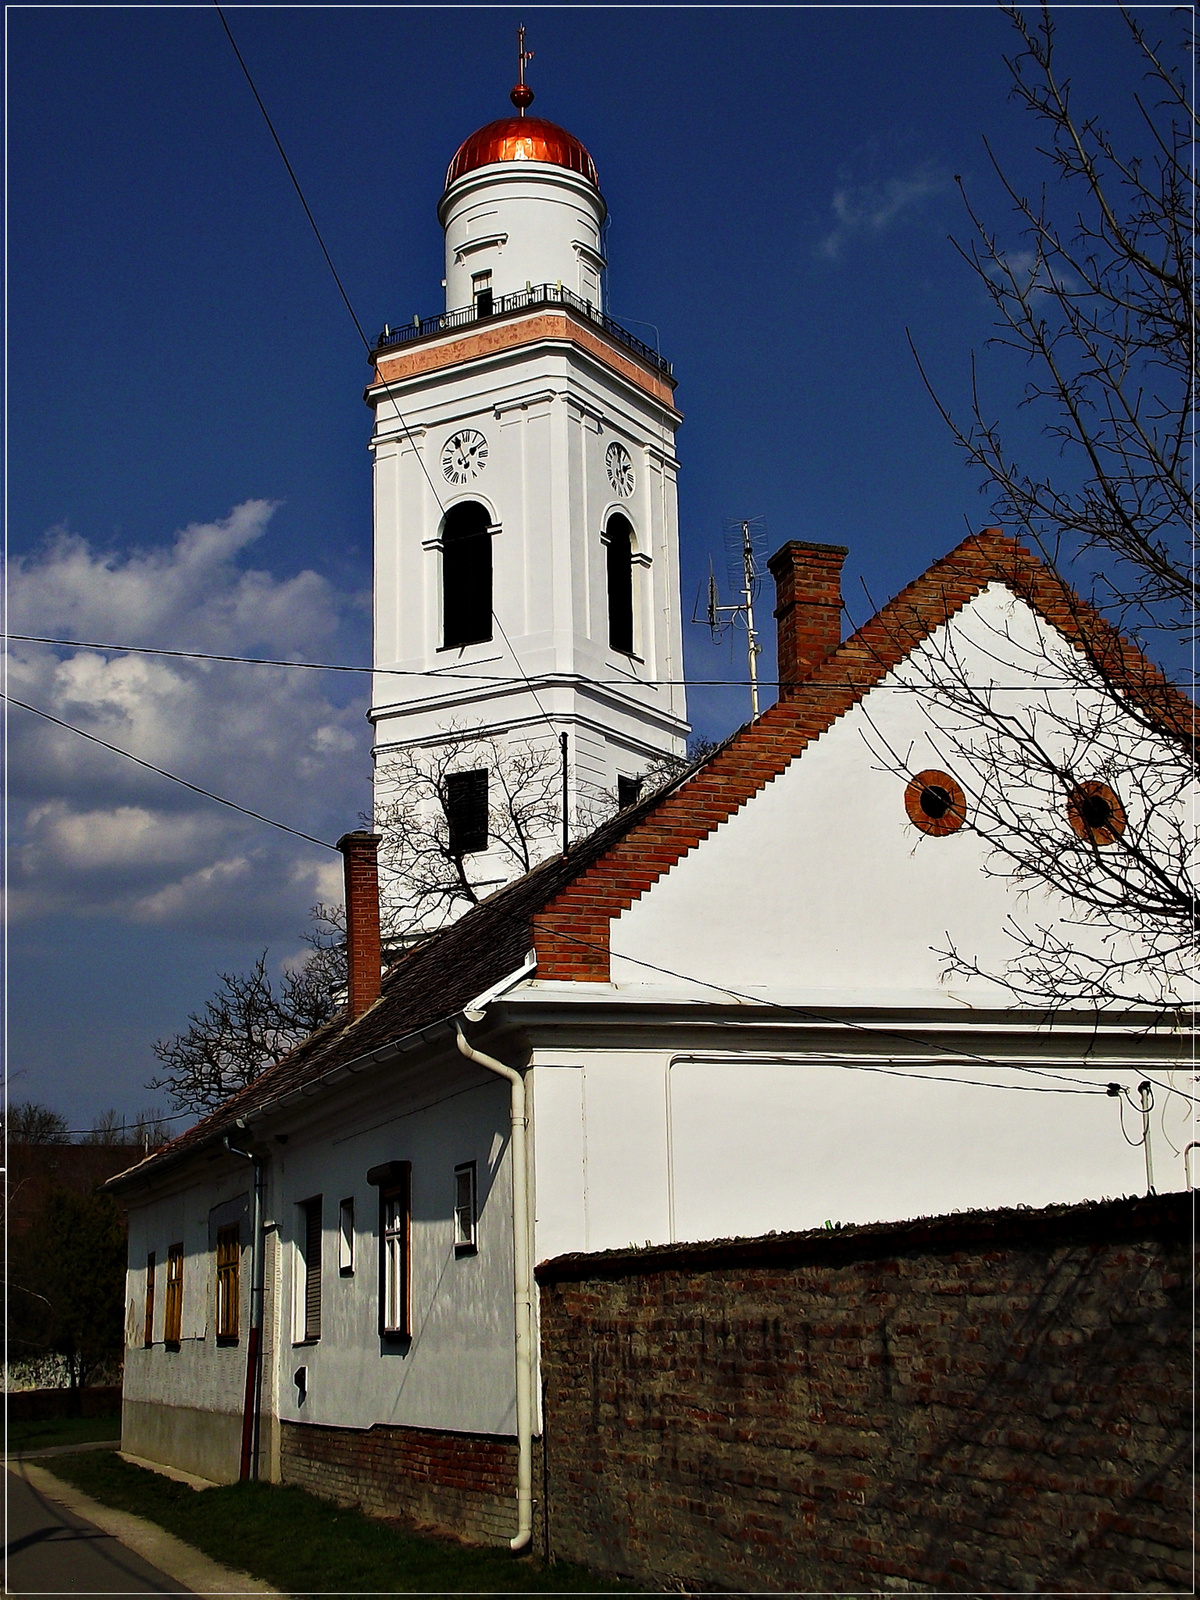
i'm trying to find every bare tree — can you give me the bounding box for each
[3,1102,70,1144]
[900,5,1196,1012]
[374,728,607,940]
[149,732,696,1113]
[149,946,344,1115]
[82,1108,174,1149]
[916,4,1194,644]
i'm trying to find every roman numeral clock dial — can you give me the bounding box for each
[606,442,635,498]
[441,429,489,485]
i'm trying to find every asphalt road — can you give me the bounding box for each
[4,1467,190,1594]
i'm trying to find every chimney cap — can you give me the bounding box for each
[767,539,849,575]
[336,830,382,851]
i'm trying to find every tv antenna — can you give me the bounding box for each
[694,517,768,717]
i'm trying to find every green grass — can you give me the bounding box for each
[46,1450,635,1595]
[6,1412,122,1453]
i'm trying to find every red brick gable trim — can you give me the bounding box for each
[533,528,1193,981]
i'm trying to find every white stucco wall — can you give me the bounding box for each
[609,585,1161,1001]
[527,1035,1191,1258]
[123,1174,252,1418]
[439,164,606,311]
[269,1058,516,1437]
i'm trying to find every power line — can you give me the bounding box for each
[8,636,1104,694]
[5,696,338,852]
[212,4,564,756]
[535,924,1148,1097]
[214,2,371,357]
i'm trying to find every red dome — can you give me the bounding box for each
[445,116,600,191]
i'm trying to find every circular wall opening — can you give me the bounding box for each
[905,770,966,837]
[1067,781,1126,847]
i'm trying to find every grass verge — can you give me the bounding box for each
[46,1450,634,1594]
[6,1413,122,1453]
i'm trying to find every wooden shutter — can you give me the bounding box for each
[143,1253,155,1347]
[216,1225,240,1341]
[445,769,489,855]
[303,1198,322,1342]
[164,1244,184,1345]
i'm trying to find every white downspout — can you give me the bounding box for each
[453,1017,534,1554]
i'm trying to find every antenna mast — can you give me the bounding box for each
[696,518,767,717]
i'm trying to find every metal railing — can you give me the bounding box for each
[372,283,673,378]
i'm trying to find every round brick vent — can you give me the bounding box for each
[905,770,966,837]
[1067,780,1126,847]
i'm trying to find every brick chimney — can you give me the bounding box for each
[337,831,382,1018]
[767,540,848,698]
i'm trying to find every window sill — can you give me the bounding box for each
[293,1337,321,1348]
[163,1341,181,1352]
[216,1335,239,1347]
[437,638,493,653]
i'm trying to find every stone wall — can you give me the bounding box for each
[280,1419,536,1548]
[536,1194,1193,1593]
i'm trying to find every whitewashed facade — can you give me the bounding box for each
[367,114,688,918]
[111,90,1193,1541]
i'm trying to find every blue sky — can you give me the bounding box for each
[7,4,1170,1129]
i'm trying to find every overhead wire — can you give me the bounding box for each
[14,12,1187,1127]
[5,696,338,852]
[7,636,1105,694]
[529,921,1177,1098]
[212,3,565,755]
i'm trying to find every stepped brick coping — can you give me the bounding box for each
[532,528,1194,981]
[534,1192,1191,1285]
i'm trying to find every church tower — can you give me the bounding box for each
[367,47,688,928]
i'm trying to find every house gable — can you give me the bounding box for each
[533,529,1191,982]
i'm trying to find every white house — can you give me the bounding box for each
[108,78,1193,1550]
[109,522,1193,1545]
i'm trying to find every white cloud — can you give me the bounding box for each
[7,503,371,936]
[9,500,340,652]
[819,164,948,260]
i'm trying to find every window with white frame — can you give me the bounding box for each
[453,1162,477,1255]
[368,1161,411,1339]
[338,1197,355,1276]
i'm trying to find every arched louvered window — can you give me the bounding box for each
[442,502,493,648]
[605,514,635,655]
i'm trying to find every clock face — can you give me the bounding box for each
[442,429,489,485]
[606,442,635,498]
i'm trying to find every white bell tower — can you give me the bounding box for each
[367,46,688,927]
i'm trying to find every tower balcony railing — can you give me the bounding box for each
[372,283,672,378]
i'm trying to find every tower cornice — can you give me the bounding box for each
[367,306,679,415]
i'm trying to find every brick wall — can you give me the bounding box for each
[280,1418,538,1548]
[537,1195,1193,1593]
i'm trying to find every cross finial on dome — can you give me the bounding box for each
[511,24,534,114]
